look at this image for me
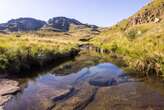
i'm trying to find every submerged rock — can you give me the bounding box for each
[86,82,164,110]
[89,76,117,87]
[4,62,164,110]
[53,83,97,110]
[51,87,74,102]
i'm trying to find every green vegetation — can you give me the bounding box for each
[0,24,99,75]
[89,0,164,79]
[0,34,78,75]
[90,21,164,78]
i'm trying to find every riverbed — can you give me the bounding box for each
[3,50,164,110]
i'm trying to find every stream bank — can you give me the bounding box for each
[0,48,79,109]
[2,50,164,110]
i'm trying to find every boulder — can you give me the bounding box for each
[51,87,74,102]
[53,83,97,110]
[0,79,20,107]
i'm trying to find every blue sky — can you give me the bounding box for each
[0,0,150,26]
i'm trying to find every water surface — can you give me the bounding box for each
[4,51,164,110]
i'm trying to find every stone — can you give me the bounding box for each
[53,83,96,110]
[0,95,12,106]
[52,87,74,102]
[0,79,20,107]
[0,106,4,110]
[154,18,160,23]
[89,77,117,87]
[86,82,164,110]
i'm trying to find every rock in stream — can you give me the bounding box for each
[0,79,20,109]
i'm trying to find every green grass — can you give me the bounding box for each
[0,35,78,75]
[90,0,164,78]
[0,25,98,75]
[90,21,164,78]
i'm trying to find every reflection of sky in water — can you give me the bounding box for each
[5,63,125,110]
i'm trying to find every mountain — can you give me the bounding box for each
[0,17,98,32]
[42,17,98,32]
[46,17,83,32]
[0,18,46,32]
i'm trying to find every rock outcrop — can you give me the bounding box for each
[128,0,164,25]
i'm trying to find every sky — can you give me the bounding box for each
[0,0,150,27]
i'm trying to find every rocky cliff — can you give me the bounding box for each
[128,0,164,25]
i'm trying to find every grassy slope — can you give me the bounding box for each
[0,32,79,75]
[90,0,164,78]
[0,25,99,75]
[132,0,164,17]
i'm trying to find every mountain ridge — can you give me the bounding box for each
[0,17,98,32]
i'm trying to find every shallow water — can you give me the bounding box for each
[4,51,164,110]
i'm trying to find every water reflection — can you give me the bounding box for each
[4,51,164,110]
[5,63,128,110]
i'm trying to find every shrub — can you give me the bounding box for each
[126,28,138,39]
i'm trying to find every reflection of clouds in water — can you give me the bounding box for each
[5,63,126,110]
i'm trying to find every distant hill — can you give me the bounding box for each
[45,17,83,32]
[0,17,98,32]
[0,18,46,32]
[42,17,98,32]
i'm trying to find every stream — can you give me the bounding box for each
[4,50,164,110]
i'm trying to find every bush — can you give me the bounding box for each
[0,54,9,71]
[111,42,118,52]
[126,29,138,39]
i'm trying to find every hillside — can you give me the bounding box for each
[0,17,100,74]
[129,0,164,25]
[90,0,164,78]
